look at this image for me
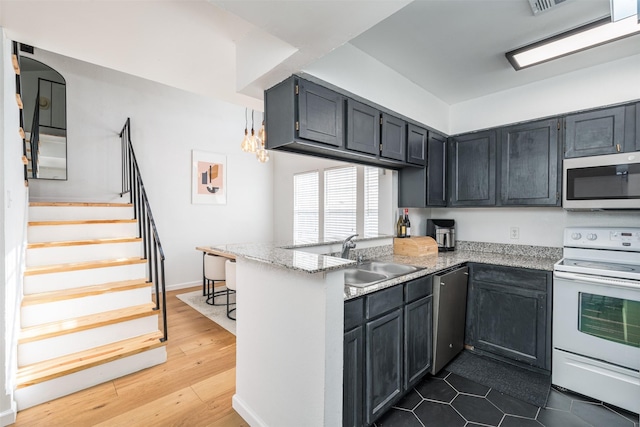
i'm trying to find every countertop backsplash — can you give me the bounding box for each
[456,240,563,259]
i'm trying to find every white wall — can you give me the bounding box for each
[25,48,274,288]
[271,151,395,242]
[303,43,450,135]
[2,29,25,426]
[450,53,640,134]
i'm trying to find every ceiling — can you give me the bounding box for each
[1,0,639,108]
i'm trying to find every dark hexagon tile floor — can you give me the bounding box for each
[373,370,639,427]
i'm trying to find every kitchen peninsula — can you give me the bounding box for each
[203,237,560,427]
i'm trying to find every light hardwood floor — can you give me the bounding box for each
[13,286,248,427]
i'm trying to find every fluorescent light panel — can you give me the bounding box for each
[506,15,640,70]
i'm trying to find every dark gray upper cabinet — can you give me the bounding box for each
[406,124,427,166]
[465,263,552,372]
[398,131,447,208]
[500,119,561,206]
[381,113,406,161]
[297,79,344,147]
[346,99,380,155]
[564,104,637,158]
[427,133,448,207]
[449,130,497,206]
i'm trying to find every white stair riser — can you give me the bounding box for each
[28,222,138,243]
[27,241,142,267]
[24,263,147,294]
[21,287,152,328]
[19,315,159,366]
[15,346,167,411]
[29,206,134,221]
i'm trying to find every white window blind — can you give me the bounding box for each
[293,171,319,243]
[364,167,379,236]
[324,166,357,240]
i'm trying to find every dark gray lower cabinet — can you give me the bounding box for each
[343,326,364,427]
[343,276,433,426]
[404,295,432,389]
[465,263,551,371]
[365,309,403,425]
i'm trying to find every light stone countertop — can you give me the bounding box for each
[198,239,561,300]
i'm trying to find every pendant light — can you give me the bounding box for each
[255,111,269,162]
[249,110,257,153]
[240,108,252,152]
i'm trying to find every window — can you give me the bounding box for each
[364,167,379,236]
[293,171,319,242]
[324,166,357,240]
[293,165,379,241]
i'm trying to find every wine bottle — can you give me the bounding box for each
[396,209,405,238]
[404,208,411,237]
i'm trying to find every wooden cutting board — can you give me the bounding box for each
[393,236,438,256]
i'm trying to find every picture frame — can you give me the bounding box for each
[192,150,227,205]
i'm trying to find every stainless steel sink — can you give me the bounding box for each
[343,269,387,286]
[357,261,420,276]
[343,261,422,288]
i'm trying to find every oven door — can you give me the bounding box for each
[563,152,640,210]
[553,270,640,370]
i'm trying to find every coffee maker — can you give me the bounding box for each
[427,219,456,252]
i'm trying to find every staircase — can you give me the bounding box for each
[14,202,167,410]
[25,131,67,179]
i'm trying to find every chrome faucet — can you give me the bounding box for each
[341,234,358,259]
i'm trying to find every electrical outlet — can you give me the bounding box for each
[510,226,519,240]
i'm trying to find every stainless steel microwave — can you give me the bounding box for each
[563,152,640,210]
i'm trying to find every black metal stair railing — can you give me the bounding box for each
[13,41,28,182]
[119,118,168,342]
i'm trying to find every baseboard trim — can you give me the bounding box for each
[164,281,200,292]
[0,400,17,426]
[232,394,268,427]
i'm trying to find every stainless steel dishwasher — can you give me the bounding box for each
[431,266,469,374]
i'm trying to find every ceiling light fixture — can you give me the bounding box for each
[506,15,640,70]
[240,109,269,162]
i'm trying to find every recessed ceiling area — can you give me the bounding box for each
[1,0,639,109]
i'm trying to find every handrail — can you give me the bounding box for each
[119,118,167,342]
[13,41,28,182]
[29,85,41,178]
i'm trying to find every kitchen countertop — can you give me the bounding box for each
[343,250,560,300]
[198,239,560,301]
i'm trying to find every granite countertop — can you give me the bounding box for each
[199,234,393,274]
[343,250,561,300]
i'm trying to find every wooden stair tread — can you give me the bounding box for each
[28,237,142,249]
[30,202,133,207]
[16,331,165,388]
[29,219,136,226]
[25,257,146,276]
[21,279,150,305]
[19,303,157,343]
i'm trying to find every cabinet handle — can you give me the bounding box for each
[616,144,621,152]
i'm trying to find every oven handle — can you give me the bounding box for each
[554,270,640,290]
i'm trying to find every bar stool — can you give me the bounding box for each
[203,253,227,305]
[225,259,236,320]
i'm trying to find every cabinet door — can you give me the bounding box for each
[636,102,640,151]
[564,106,626,158]
[466,278,548,370]
[297,79,344,147]
[365,308,403,425]
[398,167,426,208]
[346,99,379,155]
[500,119,561,206]
[449,130,497,206]
[344,326,364,427]
[404,295,432,389]
[406,124,427,166]
[380,113,406,161]
[427,133,447,207]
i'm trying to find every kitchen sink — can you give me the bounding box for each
[357,261,420,276]
[344,261,422,288]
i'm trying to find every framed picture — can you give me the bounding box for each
[192,150,227,205]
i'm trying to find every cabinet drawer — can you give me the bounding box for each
[345,298,364,331]
[470,263,549,291]
[405,275,433,303]
[366,285,403,319]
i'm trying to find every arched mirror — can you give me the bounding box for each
[21,57,67,180]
